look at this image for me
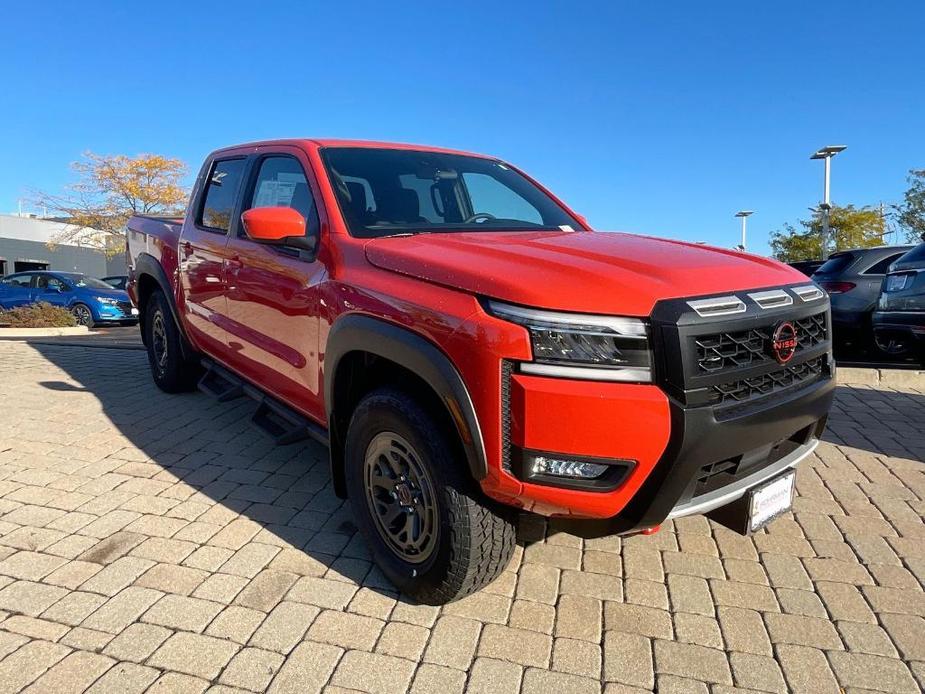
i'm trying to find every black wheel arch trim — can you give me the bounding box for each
[133,252,194,358]
[324,314,488,496]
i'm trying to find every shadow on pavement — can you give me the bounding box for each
[30,343,398,599]
[823,382,925,462]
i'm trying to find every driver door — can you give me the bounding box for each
[33,275,70,308]
[222,149,328,423]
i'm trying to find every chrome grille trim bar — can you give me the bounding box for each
[792,285,825,302]
[748,289,793,309]
[687,296,747,317]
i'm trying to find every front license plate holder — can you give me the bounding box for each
[706,470,796,535]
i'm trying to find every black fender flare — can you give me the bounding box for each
[133,252,194,357]
[324,314,488,493]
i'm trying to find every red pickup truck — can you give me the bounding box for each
[127,139,834,604]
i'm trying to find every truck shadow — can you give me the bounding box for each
[32,343,400,598]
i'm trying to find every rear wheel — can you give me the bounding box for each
[345,388,516,605]
[144,290,200,393]
[70,303,94,328]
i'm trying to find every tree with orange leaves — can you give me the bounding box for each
[35,152,188,256]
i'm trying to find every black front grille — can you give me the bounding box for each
[696,312,827,374]
[116,301,133,314]
[713,355,826,405]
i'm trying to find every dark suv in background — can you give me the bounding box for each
[812,245,914,351]
[873,241,925,363]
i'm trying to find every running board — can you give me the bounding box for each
[198,364,244,402]
[198,359,328,447]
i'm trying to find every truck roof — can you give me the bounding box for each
[211,138,496,160]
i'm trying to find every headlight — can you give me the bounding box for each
[486,300,652,382]
[97,297,119,305]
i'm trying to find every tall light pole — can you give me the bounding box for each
[735,210,753,251]
[810,145,847,259]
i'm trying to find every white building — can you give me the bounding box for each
[0,214,126,278]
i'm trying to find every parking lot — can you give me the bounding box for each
[0,340,922,693]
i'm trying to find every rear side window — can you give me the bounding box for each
[246,156,320,237]
[199,158,247,232]
[2,274,33,287]
[863,252,906,275]
[897,243,925,265]
[814,254,854,275]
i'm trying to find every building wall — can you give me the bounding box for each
[0,237,109,277]
[0,214,125,277]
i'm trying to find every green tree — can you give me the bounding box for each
[894,169,925,243]
[769,205,887,262]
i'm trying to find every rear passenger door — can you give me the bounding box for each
[0,274,36,308]
[222,148,328,423]
[179,156,247,355]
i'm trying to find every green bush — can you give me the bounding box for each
[0,302,78,328]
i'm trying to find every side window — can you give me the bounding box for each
[462,172,543,224]
[46,276,67,291]
[199,158,247,232]
[4,274,33,288]
[863,253,905,275]
[247,156,320,237]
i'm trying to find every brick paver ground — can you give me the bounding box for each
[0,340,922,693]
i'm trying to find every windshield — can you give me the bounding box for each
[68,275,115,290]
[320,147,582,238]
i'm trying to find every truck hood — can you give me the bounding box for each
[365,230,807,316]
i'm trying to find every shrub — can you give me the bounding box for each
[0,302,78,328]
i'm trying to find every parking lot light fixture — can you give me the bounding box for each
[810,145,847,260]
[735,210,754,252]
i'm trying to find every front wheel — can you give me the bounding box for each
[144,290,200,393]
[345,388,516,605]
[70,303,94,328]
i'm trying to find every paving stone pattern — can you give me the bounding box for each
[0,341,922,693]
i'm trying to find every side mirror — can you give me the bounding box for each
[241,206,306,243]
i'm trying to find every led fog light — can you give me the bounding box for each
[515,448,636,492]
[531,456,608,479]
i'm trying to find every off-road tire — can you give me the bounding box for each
[345,387,516,604]
[144,290,200,393]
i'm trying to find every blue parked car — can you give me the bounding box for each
[0,270,138,327]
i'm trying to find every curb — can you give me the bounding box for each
[838,366,925,388]
[0,326,90,337]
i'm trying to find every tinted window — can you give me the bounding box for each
[246,157,320,237]
[36,275,67,291]
[814,254,854,275]
[321,147,581,238]
[896,243,925,265]
[2,274,33,287]
[199,158,247,232]
[863,253,906,275]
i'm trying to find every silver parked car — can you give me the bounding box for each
[812,245,914,349]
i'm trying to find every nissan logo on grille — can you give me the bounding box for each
[770,321,798,364]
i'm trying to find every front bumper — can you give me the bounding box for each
[872,310,925,340]
[95,301,140,323]
[490,284,835,536]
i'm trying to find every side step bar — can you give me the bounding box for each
[198,359,329,447]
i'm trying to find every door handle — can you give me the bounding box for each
[227,255,244,269]
[182,241,193,257]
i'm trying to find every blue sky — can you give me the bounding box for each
[2,1,922,255]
